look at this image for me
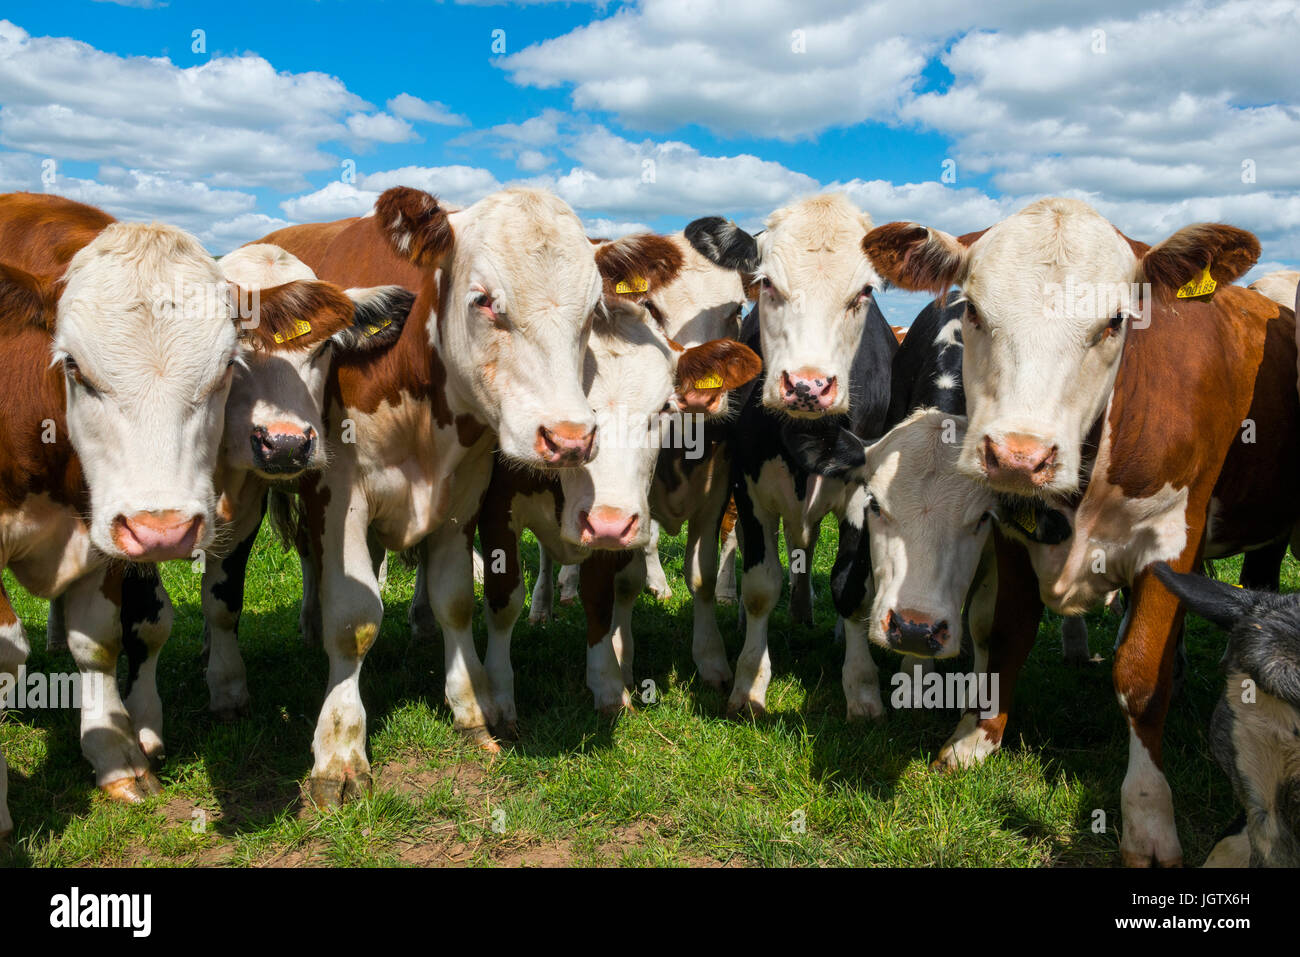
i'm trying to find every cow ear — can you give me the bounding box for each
[674,338,761,412]
[684,217,761,276]
[1140,223,1260,300]
[330,285,416,353]
[782,425,868,480]
[595,234,684,301]
[236,280,355,352]
[0,261,57,333]
[1152,562,1259,631]
[375,187,454,268]
[862,222,969,293]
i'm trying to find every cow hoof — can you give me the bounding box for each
[211,703,251,724]
[308,776,345,808]
[1121,849,1183,868]
[527,609,552,625]
[647,583,673,602]
[726,698,766,720]
[558,595,577,607]
[493,720,520,743]
[845,700,885,722]
[457,725,501,754]
[102,772,162,805]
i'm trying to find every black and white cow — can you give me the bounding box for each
[685,194,899,719]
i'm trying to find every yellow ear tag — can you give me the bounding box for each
[1176,264,1217,299]
[615,276,650,295]
[1014,501,1037,534]
[272,319,312,344]
[693,372,724,390]
[364,317,393,337]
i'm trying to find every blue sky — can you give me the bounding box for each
[0,0,1297,319]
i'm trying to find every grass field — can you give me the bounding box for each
[0,517,1271,868]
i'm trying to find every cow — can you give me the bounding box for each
[684,195,899,720]
[1154,563,1300,867]
[256,186,622,804]
[478,250,759,722]
[862,196,1297,866]
[0,192,243,834]
[193,244,415,719]
[538,230,753,687]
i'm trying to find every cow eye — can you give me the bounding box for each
[867,496,882,517]
[976,512,990,531]
[644,300,667,328]
[854,284,873,307]
[1090,313,1126,347]
[965,303,982,330]
[63,357,99,396]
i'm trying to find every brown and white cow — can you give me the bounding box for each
[195,244,414,719]
[0,192,243,834]
[864,197,1297,866]
[257,186,613,804]
[543,229,752,687]
[479,243,759,721]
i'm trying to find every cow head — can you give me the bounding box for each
[686,194,881,418]
[556,256,760,550]
[219,244,412,480]
[51,222,241,561]
[639,231,748,348]
[376,186,603,468]
[863,198,1260,497]
[793,410,994,659]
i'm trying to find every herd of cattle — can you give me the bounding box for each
[0,186,1297,868]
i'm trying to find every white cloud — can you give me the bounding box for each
[344,112,416,144]
[387,93,468,127]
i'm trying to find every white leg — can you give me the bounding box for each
[484,549,525,739]
[842,617,883,720]
[643,522,672,601]
[558,562,580,604]
[728,499,780,717]
[426,523,499,749]
[120,567,173,764]
[685,504,731,687]
[528,548,555,624]
[309,491,382,805]
[1119,724,1182,867]
[201,512,261,719]
[716,523,738,605]
[0,582,28,838]
[64,569,162,802]
[581,555,634,715]
[936,543,999,768]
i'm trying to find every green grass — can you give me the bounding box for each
[0,517,1270,867]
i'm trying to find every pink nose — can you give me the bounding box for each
[981,433,1058,489]
[112,510,204,561]
[579,507,640,549]
[779,369,837,412]
[535,422,596,467]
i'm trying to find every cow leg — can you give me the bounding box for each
[63,567,162,802]
[407,539,441,642]
[787,523,819,627]
[482,524,524,740]
[309,491,383,805]
[613,551,644,688]
[426,522,499,750]
[528,547,555,624]
[936,534,1042,769]
[1114,564,1190,868]
[119,565,173,767]
[580,552,634,716]
[558,562,580,605]
[686,484,732,687]
[1239,538,1287,591]
[201,503,262,720]
[0,578,29,839]
[842,615,884,721]
[46,592,68,653]
[1061,615,1093,666]
[716,500,739,605]
[728,484,781,717]
[643,521,672,601]
[294,500,322,648]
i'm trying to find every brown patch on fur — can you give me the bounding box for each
[238,280,356,353]
[375,187,454,269]
[862,222,966,293]
[676,338,762,392]
[0,261,58,333]
[956,228,989,248]
[256,218,358,269]
[0,192,113,276]
[890,325,907,344]
[595,234,684,301]
[1140,223,1260,301]
[580,551,636,647]
[456,413,487,449]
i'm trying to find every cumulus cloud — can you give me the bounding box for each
[387,93,469,127]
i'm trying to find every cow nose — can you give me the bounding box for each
[882,609,950,657]
[579,507,640,549]
[779,369,837,412]
[981,433,1058,489]
[112,510,205,561]
[251,423,316,475]
[535,422,596,466]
